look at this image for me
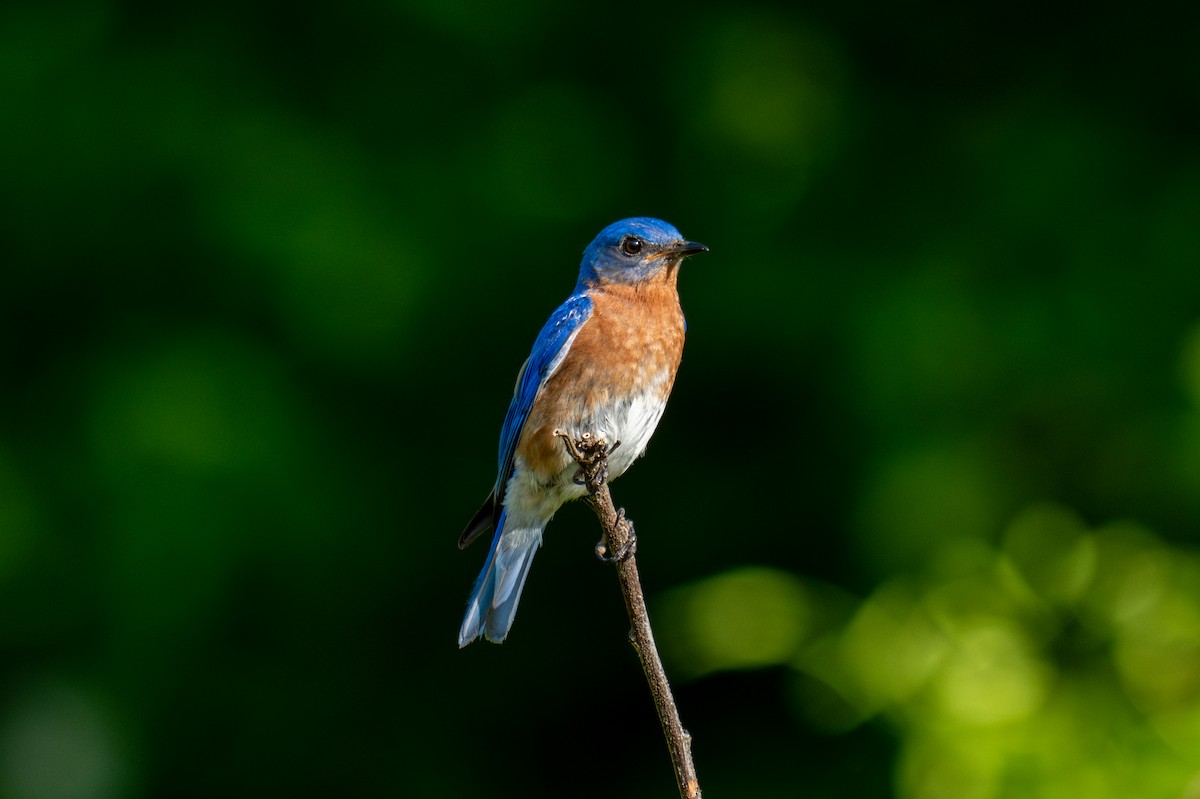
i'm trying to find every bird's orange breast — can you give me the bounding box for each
[517,272,686,480]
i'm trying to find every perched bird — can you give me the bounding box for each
[458,217,707,647]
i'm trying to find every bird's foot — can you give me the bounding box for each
[595,509,637,563]
[555,430,613,489]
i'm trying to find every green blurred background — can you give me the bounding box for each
[2,1,1199,797]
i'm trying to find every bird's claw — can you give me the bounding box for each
[555,430,613,488]
[595,510,637,563]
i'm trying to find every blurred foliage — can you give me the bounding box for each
[661,509,1200,798]
[1,1,1198,797]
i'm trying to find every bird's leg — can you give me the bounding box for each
[557,431,635,562]
[595,509,637,563]
[590,440,619,486]
[592,444,610,487]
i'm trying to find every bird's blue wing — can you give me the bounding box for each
[456,294,592,638]
[457,292,592,550]
[494,292,593,497]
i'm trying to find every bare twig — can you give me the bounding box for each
[555,431,702,799]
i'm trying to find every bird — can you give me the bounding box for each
[457,217,707,647]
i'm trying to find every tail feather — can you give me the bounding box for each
[458,491,496,550]
[458,512,542,647]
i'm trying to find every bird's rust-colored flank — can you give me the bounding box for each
[519,269,685,480]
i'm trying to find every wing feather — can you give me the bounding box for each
[460,292,593,548]
[494,293,593,501]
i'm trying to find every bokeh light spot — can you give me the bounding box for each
[1002,502,1096,606]
[0,683,128,799]
[657,567,811,678]
[1180,321,1200,410]
[931,620,1051,726]
[1112,554,1200,711]
[838,578,948,710]
[675,11,849,215]
[87,332,304,477]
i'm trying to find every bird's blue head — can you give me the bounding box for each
[576,217,707,288]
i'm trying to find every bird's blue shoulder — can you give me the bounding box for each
[494,292,594,487]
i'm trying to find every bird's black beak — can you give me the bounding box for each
[665,240,709,258]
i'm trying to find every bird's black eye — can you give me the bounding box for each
[620,236,643,256]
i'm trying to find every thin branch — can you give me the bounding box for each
[556,431,702,799]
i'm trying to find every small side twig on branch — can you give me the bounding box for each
[555,431,702,799]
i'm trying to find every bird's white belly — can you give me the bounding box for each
[582,382,669,479]
[505,376,670,525]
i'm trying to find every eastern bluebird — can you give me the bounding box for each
[458,217,707,647]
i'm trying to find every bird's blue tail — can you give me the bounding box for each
[458,510,542,647]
